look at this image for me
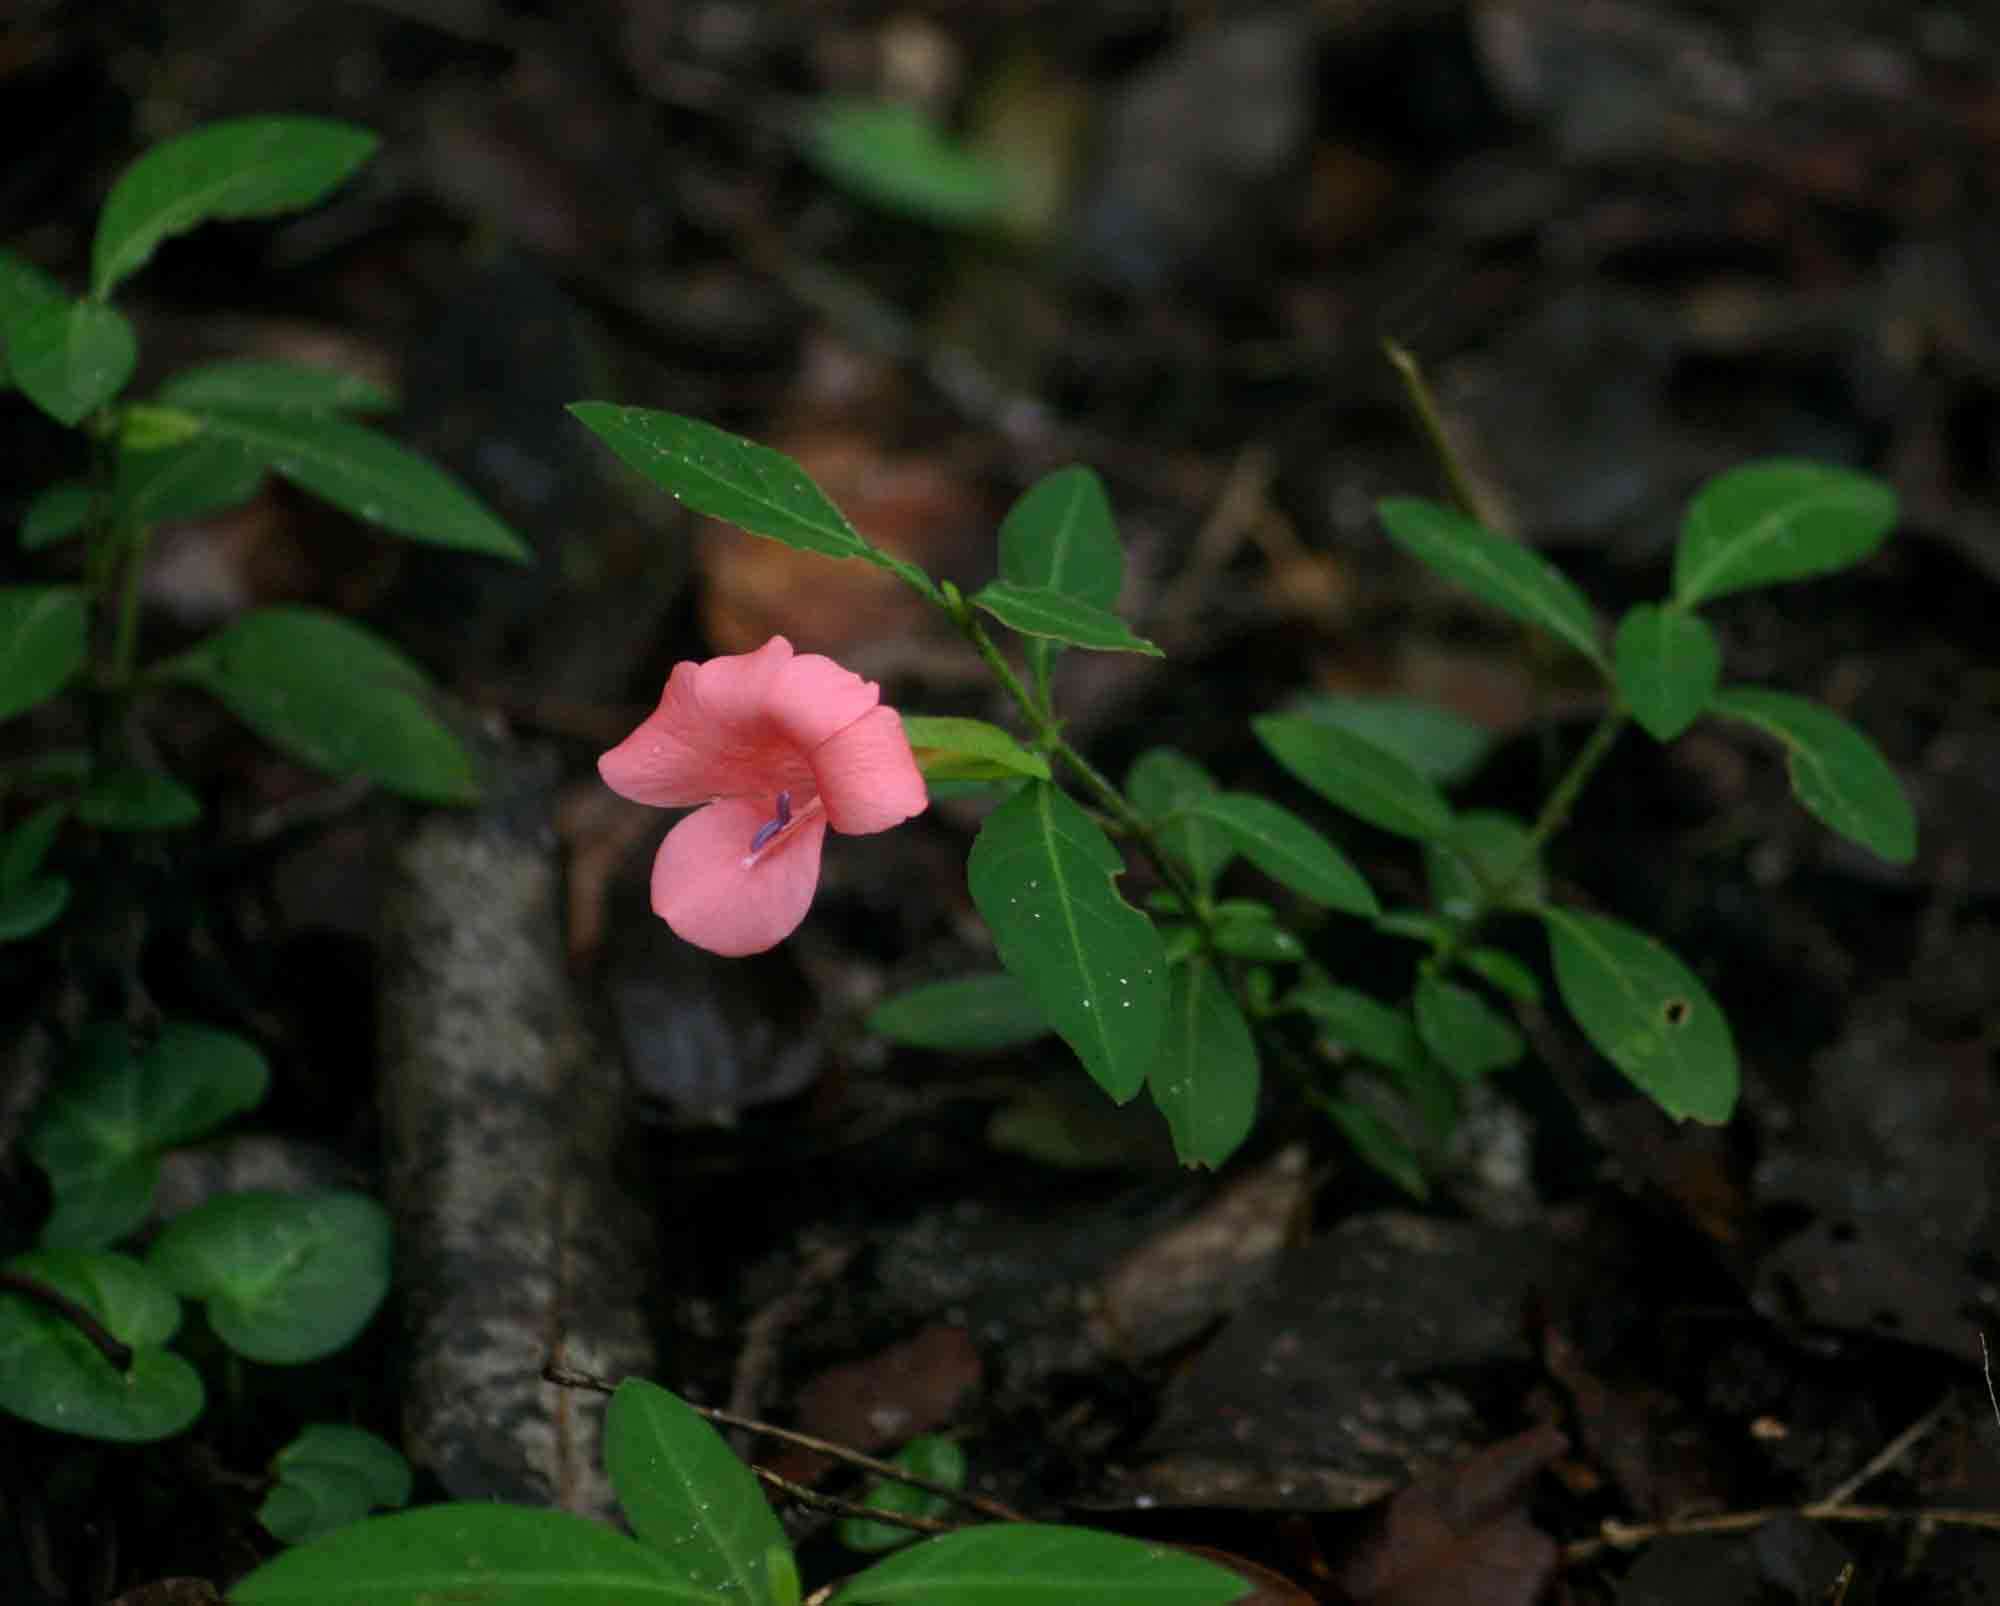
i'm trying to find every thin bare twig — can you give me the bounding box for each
[542,1361,1027,1523]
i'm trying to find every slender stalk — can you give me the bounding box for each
[1382,338,1490,526]
[0,1269,133,1372]
[106,518,154,691]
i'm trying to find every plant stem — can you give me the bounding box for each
[0,1269,133,1372]
[1383,338,1491,526]
[106,518,153,691]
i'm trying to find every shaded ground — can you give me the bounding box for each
[3,2,1999,1601]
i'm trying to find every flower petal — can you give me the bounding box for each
[650,796,827,956]
[768,651,884,754]
[812,706,929,835]
[600,637,809,806]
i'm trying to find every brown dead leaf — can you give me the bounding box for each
[1333,1424,1567,1606]
[770,1322,983,1485]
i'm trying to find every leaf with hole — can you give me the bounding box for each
[1377,498,1606,670]
[92,117,379,297]
[867,973,1049,1052]
[164,607,481,803]
[147,1189,390,1364]
[606,1378,791,1605]
[1673,460,1897,607]
[0,1250,203,1441]
[1708,687,1914,865]
[1614,604,1721,742]
[1149,958,1259,1169]
[966,782,1166,1103]
[1541,907,1737,1122]
[1253,713,1453,840]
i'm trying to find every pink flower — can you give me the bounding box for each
[599,636,928,956]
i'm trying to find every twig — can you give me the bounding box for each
[1564,1504,2000,1566]
[1813,1392,1954,1509]
[1983,1331,1998,1434]
[748,1466,958,1537]
[542,1362,1027,1523]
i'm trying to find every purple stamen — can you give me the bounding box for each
[749,790,792,855]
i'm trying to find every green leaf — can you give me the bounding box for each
[901,716,1050,783]
[115,435,267,526]
[569,404,866,558]
[1127,749,1233,891]
[1673,460,1898,607]
[230,1504,715,1606]
[0,876,70,942]
[146,1189,390,1364]
[28,1021,270,1248]
[0,586,87,723]
[1208,902,1305,963]
[164,606,481,803]
[970,582,1161,656]
[1373,908,1456,948]
[1377,497,1607,670]
[6,295,137,424]
[839,1436,966,1554]
[76,767,203,830]
[1187,793,1379,917]
[999,465,1123,687]
[867,973,1050,1052]
[159,357,394,414]
[1541,907,1737,1122]
[262,1426,413,1545]
[91,117,379,297]
[606,1379,790,1606]
[120,402,205,450]
[1614,604,1721,742]
[1423,811,1542,918]
[1461,945,1541,1005]
[966,782,1167,1103]
[0,1250,204,1441]
[1286,982,1423,1074]
[1289,694,1496,786]
[1252,713,1453,840]
[21,483,98,549]
[832,1524,1250,1605]
[1,801,67,889]
[1709,687,1915,865]
[1413,974,1523,1080]
[0,248,68,385]
[1149,959,1259,1168]
[1311,1095,1429,1199]
[807,98,1013,227]
[189,407,528,560]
